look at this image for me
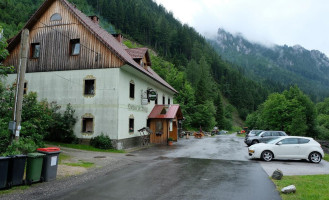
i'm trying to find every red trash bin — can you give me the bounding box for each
[37,147,61,182]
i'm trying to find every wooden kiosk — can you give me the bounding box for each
[148,105,183,144]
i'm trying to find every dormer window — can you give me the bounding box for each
[30,43,40,58]
[50,13,62,21]
[160,107,167,114]
[70,39,80,55]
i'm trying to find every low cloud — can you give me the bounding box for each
[155,0,329,56]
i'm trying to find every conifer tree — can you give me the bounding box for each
[215,93,225,129]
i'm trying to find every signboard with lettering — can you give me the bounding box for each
[128,104,148,112]
[148,90,157,101]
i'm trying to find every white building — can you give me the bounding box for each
[4,0,180,149]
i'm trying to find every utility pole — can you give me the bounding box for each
[13,29,29,142]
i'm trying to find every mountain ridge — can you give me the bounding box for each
[208,28,329,101]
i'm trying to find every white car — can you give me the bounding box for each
[248,136,324,163]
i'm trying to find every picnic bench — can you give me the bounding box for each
[193,132,204,139]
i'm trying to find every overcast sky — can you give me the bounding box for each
[155,0,329,56]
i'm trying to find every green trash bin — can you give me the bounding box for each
[26,153,45,185]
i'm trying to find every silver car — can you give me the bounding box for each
[245,131,287,146]
[245,130,263,138]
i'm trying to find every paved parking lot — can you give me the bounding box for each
[259,156,329,176]
[47,134,282,200]
[2,133,328,200]
[164,134,329,176]
[208,134,329,176]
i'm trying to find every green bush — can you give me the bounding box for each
[0,120,11,154]
[90,134,113,149]
[316,126,329,140]
[2,137,37,156]
[45,103,78,143]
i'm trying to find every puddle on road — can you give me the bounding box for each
[94,156,106,158]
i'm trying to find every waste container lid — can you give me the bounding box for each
[37,147,60,152]
[0,156,10,160]
[11,155,27,158]
[27,153,45,158]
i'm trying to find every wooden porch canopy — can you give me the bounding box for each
[148,105,183,144]
[148,105,183,120]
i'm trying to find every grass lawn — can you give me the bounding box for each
[46,142,125,153]
[272,174,329,200]
[58,153,71,164]
[236,133,245,137]
[324,153,329,162]
[0,185,30,196]
[64,160,94,168]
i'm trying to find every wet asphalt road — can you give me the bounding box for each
[47,135,281,200]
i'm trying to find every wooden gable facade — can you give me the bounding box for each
[4,0,124,72]
[2,0,181,149]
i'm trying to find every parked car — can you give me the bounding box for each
[245,130,263,138]
[248,136,324,163]
[244,130,287,146]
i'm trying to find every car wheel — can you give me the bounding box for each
[308,152,322,163]
[252,140,259,145]
[261,150,273,162]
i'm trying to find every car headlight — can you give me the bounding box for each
[248,149,255,153]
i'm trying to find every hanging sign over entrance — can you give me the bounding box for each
[148,90,157,101]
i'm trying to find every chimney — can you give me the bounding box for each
[112,33,123,43]
[89,15,99,24]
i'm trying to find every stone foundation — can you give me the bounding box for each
[78,136,142,150]
[112,136,141,150]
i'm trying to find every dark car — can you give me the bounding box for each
[245,130,287,146]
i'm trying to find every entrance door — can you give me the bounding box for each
[169,121,177,141]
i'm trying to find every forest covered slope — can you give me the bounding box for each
[209,28,329,102]
[1,0,275,129]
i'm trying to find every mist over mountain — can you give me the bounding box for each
[208,28,329,102]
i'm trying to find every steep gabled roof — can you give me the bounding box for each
[148,105,183,120]
[7,0,177,93]
[126,48,148,59]
[125,47,151,66]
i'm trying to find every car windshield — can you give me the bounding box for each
[266,138,282,144]
[256,131,264,136]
